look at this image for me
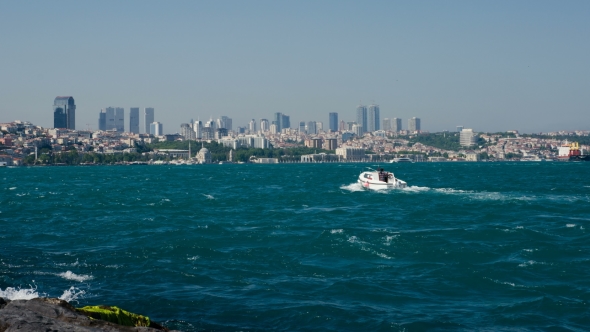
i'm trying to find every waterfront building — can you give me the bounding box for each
[150,121,163,136]
[408,117,421,132]
[329,112,338,132]
[368,104,380,132]
[53,96,76,129]
[196,145,212,164]
[144,108,154,134]
[392,118,402,132]
[335,147,365,161]
[356,105,367,134]
[129,108,140,134]
[460,128,477,147]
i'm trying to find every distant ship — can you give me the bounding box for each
[390,157,413,163]
[558,142,590,161]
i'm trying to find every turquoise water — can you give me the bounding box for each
[1,163,590,331]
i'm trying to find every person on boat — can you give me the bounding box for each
[378,168,388,183]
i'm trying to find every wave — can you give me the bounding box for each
[57,271,93,282]
[0,285,86,303]
[0,286,41,300]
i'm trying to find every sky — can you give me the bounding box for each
[1,0,589,134]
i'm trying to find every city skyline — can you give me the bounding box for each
[1,1,589,133]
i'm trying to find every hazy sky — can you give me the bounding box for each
[1,0,589,133]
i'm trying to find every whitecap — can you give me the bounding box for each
[57,271,93,282]
[59,286,86,303]
[0,286,40,300]
[566,224,576,228]
[403,186,431,192]
[340,183,364,192]
[187,256,200,261]
[202,194,214,200]
[9,187,16,190]
[330,229,343,234]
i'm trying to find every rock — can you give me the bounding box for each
[0,297,176,332]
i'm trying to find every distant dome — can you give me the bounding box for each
[199,147,209,152]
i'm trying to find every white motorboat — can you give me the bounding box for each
[390,157,413,163]
[358,167,407,189]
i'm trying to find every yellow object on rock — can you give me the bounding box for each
[77,305,151,327]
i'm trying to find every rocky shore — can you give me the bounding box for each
[0,297,178,332]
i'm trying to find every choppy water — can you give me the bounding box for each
[1,162,590,331]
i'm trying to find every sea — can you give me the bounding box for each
[1,162,589,331]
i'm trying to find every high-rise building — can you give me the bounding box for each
[339,120,346,131]
[150,122,163,136]
[306,121,317,135]
[329,112,338,132]
[101,107,116,130]
[299,121,306,133]
[115,107,124,132]
[316,121,323,132]
[249,119,256,132]
[219,116,232,131]
[408,117,421,132]
[260,119,269,132]
[356,105,367,134]
[367,104,380,132]
[98,110,107,131]
[273,112,290,132]
[130,108,140,134]
[180,123,195,140]
[382,118,391,131]
[53,96,76,129]
[460,128,476,146]
[457,125,464,132]
[392,118,402,132]
[193,120,203,139]
[144,108,154,134]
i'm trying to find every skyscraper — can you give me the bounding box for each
[408,117,421,132]
[356,105,367,134]
[273,112,290,132]
[219,116,232,131]
[98,110,106,131]
[260,119,269,132]
[382,118,391,131]
[193,120,203,139]
[102,107,116,130]
[130,108,140,134]
[144,108,154,134]
[115,107,124,132]
[299,121,306,133]
[249,119,256,132]
[367,104,380,132]
[329,112,338,132]
[460,128,476,146]
[392,118,402,132]
[150,122,163,136]
[53,96,76,129]
[306,121,317,135]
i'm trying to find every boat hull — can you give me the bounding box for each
[358,171,407,189]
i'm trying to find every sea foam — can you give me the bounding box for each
[0,286,41,300]
[57,271,93,282]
